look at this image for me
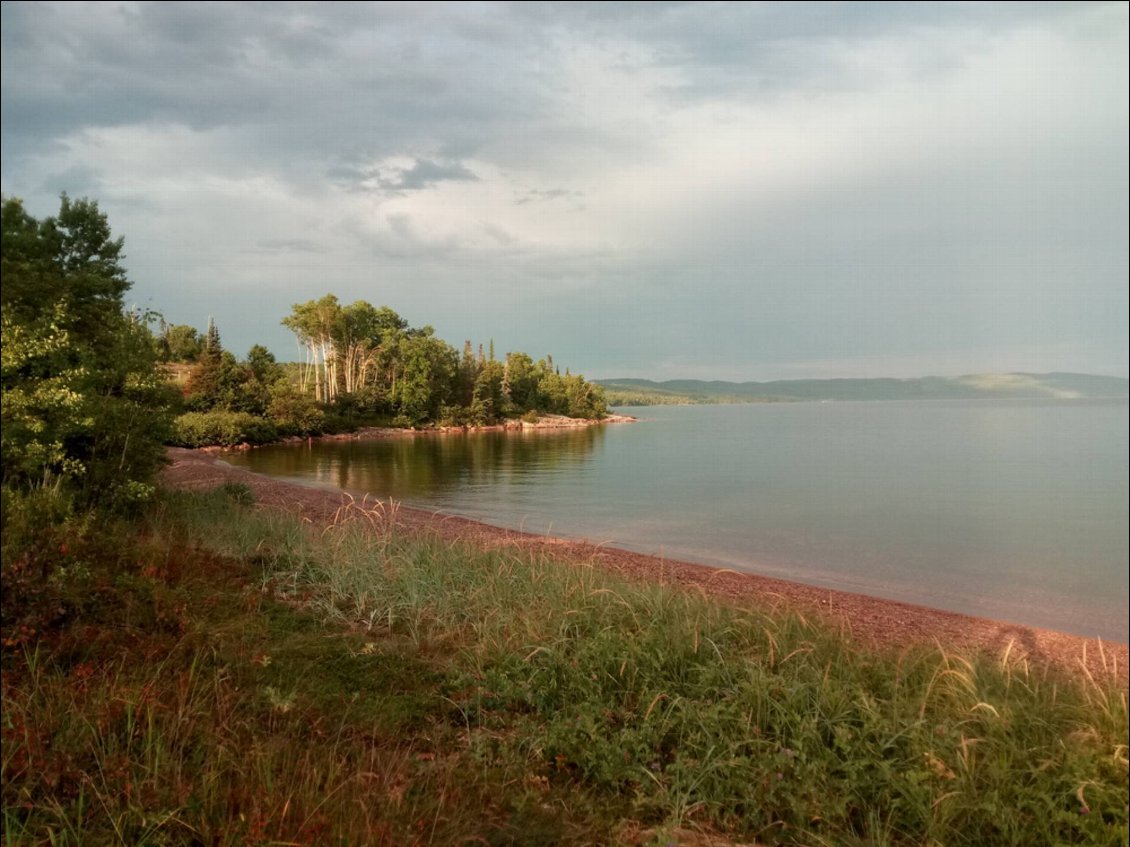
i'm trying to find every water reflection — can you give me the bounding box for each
[231,425,604,502]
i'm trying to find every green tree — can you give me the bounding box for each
[1,194,129,332]
[157,323,204,362]
[564,373,608,418]
[1,195,171,508]
[470,359,505,424]
[334,301,407,396]
[505,352,539,411]
[246,344,283,386]
[392,329,458,425]
[239,344,284,417]
[183,333,279,417]
[204,316,222,356]
[455,339,480,409]
[538,367,568,414]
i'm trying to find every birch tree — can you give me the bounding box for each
[282,295,342,403]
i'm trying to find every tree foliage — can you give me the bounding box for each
[156,322,204,362]
[1,195,171,508]
[165,300,607,445]
[279,295,608,426]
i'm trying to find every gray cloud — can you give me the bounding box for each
[2,1,1125,379]
[250,238,328,255]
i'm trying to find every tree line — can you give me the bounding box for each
[160,294,606,444]
[278,293,607,424]
[3,194,608,501]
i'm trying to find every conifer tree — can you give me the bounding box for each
[204,316,222,356]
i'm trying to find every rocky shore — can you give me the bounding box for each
[199,412,637,453]
[344,411,638,438]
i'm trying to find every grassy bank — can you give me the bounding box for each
[2,487,1127,846]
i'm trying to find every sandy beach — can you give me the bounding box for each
[162,446,1128,686]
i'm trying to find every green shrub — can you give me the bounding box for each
[170,411,278,447]
[438,404,470,427]
[267,382,326,436]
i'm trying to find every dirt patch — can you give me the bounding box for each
[161,447,1127,686]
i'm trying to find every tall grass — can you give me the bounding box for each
[3,487,1127,845]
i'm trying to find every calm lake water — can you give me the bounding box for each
[225,400,1129,642]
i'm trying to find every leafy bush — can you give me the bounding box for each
[170,411,278,447]
[267,382,325,436]
[438,404,471,427]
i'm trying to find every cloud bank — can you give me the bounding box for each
[3,1,1126,378]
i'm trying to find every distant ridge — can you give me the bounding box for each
[597,373,1130,406]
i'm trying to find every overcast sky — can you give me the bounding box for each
[2,1,1126,380]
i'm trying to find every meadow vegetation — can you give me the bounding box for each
[2,487,1126,845]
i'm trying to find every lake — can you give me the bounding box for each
[224,400,1129,642]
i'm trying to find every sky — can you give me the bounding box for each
[2,1,1127,381]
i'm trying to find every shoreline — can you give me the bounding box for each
[198,412,638,453]
[161,447,1128,685]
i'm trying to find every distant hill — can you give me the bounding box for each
[597,373,1129,406]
